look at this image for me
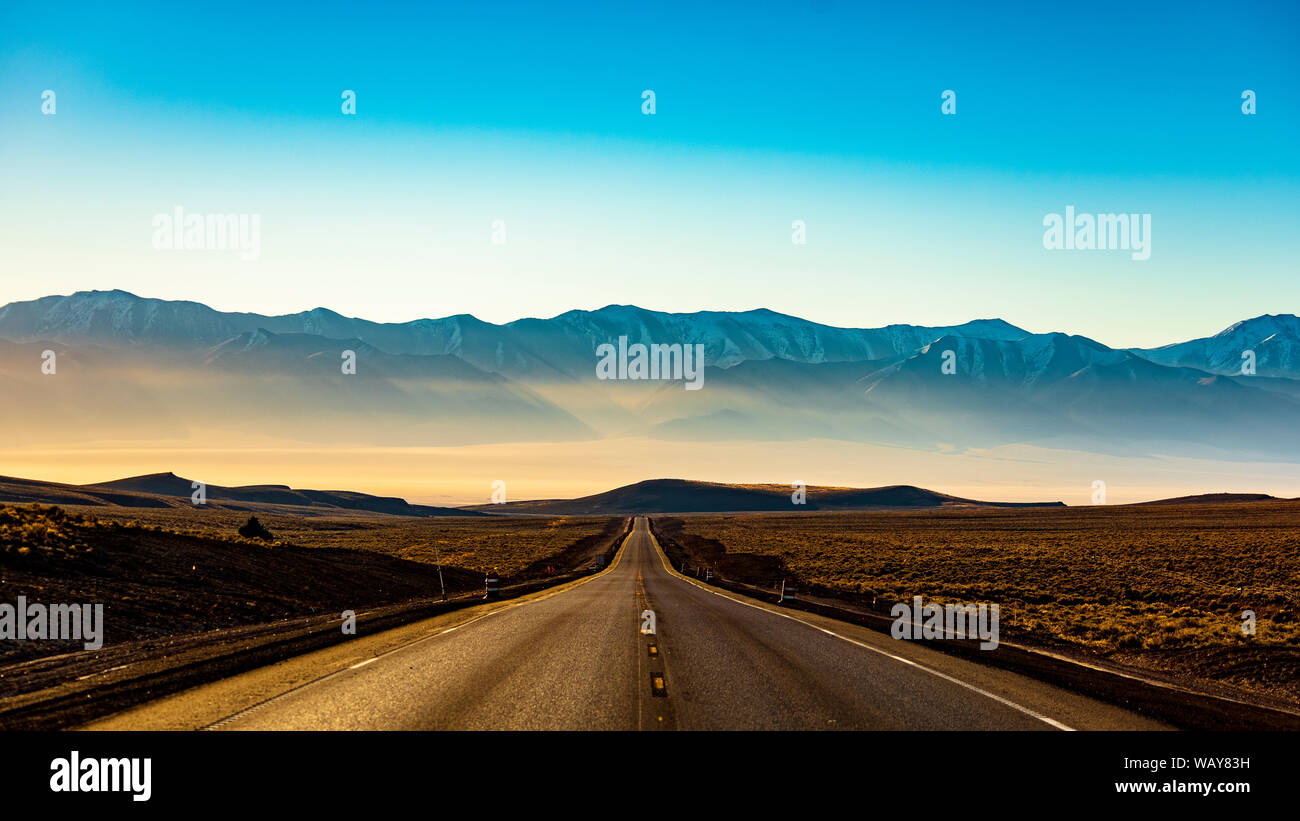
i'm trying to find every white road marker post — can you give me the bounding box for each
[432,540,447,602]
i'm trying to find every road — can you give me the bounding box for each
[86,517,1168,730]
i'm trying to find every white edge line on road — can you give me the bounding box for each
[647,524,1076,732]
[200,519,637,730]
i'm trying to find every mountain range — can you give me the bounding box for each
[1,289,1298,457]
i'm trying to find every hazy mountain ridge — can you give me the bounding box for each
[0,290,1034,376]
[1,290,1298,456]
[5,290,1296,377]
[0,330,596,447]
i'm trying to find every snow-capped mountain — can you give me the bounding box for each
[1131,314,1300,377]
[0,290,1030,378]
[1,290,1298,457]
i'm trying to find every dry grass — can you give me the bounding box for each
[60,505,618,576]
[0,503,288,559]
[0,504,96,559]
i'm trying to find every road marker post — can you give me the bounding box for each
[778,579,796,605]
[484,569,501,600]
[432,541,447,602]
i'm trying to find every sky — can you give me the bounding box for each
[0,0,1297,349]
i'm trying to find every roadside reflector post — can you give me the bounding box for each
[779,579,795,604]
[432,540,447,602]
[484,569,500,600]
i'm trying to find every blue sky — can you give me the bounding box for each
[0,0,1296,347]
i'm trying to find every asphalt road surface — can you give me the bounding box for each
[87,517,1168,730]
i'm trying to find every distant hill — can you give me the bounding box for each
[460,478,1066,514]
[0,472,484,517]
[1130,492,1282,506]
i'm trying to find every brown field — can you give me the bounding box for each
[660,502,1300,704]
[58,504,621,577]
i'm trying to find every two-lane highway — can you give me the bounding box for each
[87,517,1168,730]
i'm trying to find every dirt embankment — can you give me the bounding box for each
[518,516,630,578]
[650,516,789,583]
[0,505,486,663]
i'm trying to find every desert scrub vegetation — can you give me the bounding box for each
[0,503,289,562]
[50,505,618,576]
[385,516,619,575]
[672,502,1300,655]
[0,504,95,559]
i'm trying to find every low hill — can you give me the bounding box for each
[461,478,1066,514]
[0,472,483,517]
[1130,492,1282,506]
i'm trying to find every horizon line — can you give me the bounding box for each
[6,468,1295,510]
